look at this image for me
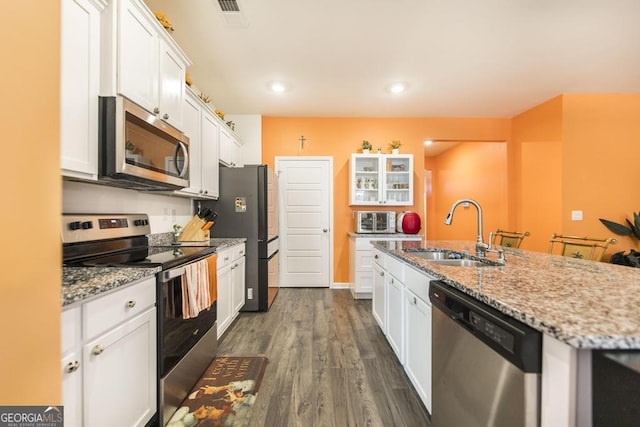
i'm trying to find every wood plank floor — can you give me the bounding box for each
[217,288,431,427]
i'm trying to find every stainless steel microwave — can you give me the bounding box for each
[354,211,396,233]
[99,95,190,190]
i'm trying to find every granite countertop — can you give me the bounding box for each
[372,239,640,350]
[62,237,247,308]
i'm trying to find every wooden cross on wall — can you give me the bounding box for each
[298,135,307,154]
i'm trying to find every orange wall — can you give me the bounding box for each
[0,2,62,403]
[262,117,511,282]
[511,94,640,257]
[511,96,563,251]
[562,94,640,255]
[426,142,508,241]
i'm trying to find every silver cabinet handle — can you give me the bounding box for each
[126,300,136,308]
[153,107,160,114]
[374,255,378,259]
[204,190,208,194]
[224,256,229,261]
[65,360,80,373]
[379,271,384,276]
[92,345,104,356]
[163,113,170,120]
[323,229,328,233]
[413,297,417,305]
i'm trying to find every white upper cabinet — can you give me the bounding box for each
[60,0,105,180]
[176,88,219,199]
[219,126,243,167]
[349,154,413,206]
[102,0,190,130]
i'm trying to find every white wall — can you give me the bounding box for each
[226,114,262,164]
[63,181,194,233]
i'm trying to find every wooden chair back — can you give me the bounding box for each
[548,233,617,261]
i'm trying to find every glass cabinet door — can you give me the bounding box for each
[383,155,413,205]
[352,154,382,204]
[350,153,413,206]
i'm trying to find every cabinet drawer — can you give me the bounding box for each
[217,248,233,270]
[386,255,404,282]
[82,277,156,340]
[355,270,373,292]
[355,250,374,271]
[373,248,386,268]
[355,238,375,250]
[233,244,246,260]
[62,306,81,355]
[404,265,435,304]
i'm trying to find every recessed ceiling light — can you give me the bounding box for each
[424,140,433,146]
[387,82,409,94]
[268,81,288,93]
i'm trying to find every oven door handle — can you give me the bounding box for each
[162,266,186,282]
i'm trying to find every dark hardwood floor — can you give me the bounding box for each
[217,288,431,426]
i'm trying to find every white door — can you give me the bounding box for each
[276,157,332,287]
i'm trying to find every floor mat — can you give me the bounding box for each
[166,356,268,427]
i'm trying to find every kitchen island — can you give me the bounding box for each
[372,239,640,427]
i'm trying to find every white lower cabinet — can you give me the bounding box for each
[372,257,386,332]
[61,276,157,427]
[372,249,433,414]
[216,243,246,338]
[404,288,432,413]
[350,234,422,299]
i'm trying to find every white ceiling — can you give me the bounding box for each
[144,0,640,118]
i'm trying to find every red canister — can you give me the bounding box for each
[397,211,421,234]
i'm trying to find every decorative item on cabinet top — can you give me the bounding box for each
[361,140,372,154]
[389,140,402,154]
[154,12,174,32]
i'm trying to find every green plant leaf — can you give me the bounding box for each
[599,218,633,236]
[634,211,640,233]
[626,218,640,239]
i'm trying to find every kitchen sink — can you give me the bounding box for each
[404,249,500,267]
[424,259,496,267]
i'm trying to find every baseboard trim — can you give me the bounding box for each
[331,282,350,289]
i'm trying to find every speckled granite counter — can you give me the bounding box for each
[62,237,246,308]
[348,232,423,238]
[372,239,640,350]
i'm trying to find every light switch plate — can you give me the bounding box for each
[571,210,583,221]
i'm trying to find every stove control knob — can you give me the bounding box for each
[81,221,93,229]
[134,219,148,226]
[69,221,81,231]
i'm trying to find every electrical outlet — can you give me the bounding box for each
[171,208,177,222]
[247,288,253,299]
[571,210,583,221]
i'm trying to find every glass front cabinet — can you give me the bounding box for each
[349,153,413,206]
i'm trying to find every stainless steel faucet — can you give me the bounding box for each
[444,198,490,256]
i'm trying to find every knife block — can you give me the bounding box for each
[177,216,211,243]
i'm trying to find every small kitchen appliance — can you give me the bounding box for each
[99,95,190,190]
[396,211,421,234]
[62,213,217,426]
[354,211,396,233]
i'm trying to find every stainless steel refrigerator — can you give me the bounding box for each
[202,165,279,311]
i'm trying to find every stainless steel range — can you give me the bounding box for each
[62,213,218,426]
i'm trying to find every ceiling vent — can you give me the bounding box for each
[217,0,248,27]
[218,0,240,12]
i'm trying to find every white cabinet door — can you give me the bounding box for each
[404,289,432,413]
[83,308,156,427]
[60,0,103,180]
[219,127,234,166]
[61,352,82,427]
[386,273,404,363]
[372,262,386,332]
[118,0,158,113]
[217,262,232,338]
[158,38,185,129]
[180,93,202,195]
[201,111,220,198]
[349,153,413,206]
[231,256,246,314]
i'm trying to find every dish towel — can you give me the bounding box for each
[206,254,218,304]
[182,259,211,319]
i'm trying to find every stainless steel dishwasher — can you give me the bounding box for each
[429,280,542,427]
